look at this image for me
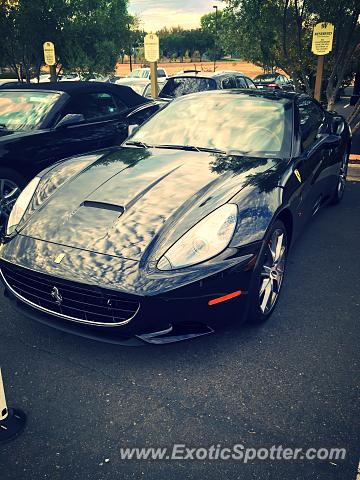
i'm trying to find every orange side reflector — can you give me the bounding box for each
[208,290,242,306]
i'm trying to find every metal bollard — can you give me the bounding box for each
[0,368,26,442]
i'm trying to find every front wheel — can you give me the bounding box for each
[246,220,288,324]
[0,168,25,236]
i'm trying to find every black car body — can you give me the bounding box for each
[0,82,162,232]
[254,73,294,91]
[0,91,351,344]
[159,71,257,99]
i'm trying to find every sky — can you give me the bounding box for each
[128,0,220,31]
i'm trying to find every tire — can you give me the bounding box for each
[329,149,349,205]
[0,168,26,236]
[246,220,288,324]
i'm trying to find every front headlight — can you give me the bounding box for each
[6,176,41,236]
[157,204,238,271]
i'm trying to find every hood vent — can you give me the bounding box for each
[82,200,125,214]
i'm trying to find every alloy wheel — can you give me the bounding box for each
[337,150,348,199]
[259,228,287,315]
[0,178,20,234]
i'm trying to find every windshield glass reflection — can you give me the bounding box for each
[131,93,288,155]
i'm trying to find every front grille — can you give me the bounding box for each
[0,261,140,326]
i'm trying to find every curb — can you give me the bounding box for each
[348,163,360,182]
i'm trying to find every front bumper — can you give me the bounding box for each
[0,235,261,341]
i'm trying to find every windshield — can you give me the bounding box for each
[129,69,149,79]
[160,77,217,98]
[130,84,147,95]
[131,93,290,156]
[254,75,278,83]
[0,91,60,131]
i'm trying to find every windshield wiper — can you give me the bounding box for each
[124,140,153,148]
[154,144,200,152]
[153,144,226,154]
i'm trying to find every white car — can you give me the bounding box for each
[127,67,167,80]
[114,78,166,97]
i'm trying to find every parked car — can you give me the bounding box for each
[253,73,294,91]
[0,90,350,344]
[108,75,125,83]
[114,78,166,98]
[127,67,168,80]
[0,81,162,233]
[159,71,257,99]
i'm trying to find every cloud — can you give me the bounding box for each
[129,0,219,31]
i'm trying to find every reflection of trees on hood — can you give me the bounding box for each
[209,153,288,193]
[94,148,152,168]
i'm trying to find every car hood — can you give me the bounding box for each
[21,147,283,261]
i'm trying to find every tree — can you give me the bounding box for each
[157,27,213,62]
[222,0,360,110]
[0,0,131,81]
[201,10,228,60]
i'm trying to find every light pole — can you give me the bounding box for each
[213,5,218,72]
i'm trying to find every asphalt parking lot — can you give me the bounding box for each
[0,182,359,480]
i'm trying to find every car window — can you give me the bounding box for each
[143,84,151,97]
[159,77,217,98]
[0,90,60,131]
[127,104,160,125]
[297,98,325,150]
[157,69,166,78]
[222,77,237,89]
[245,77,257,89]
[235,77,248,88]
[63,92,125,121]
[129,70,141,78]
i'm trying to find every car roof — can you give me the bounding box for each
[170,71,247,79]
[171,88,297,103]
[0,81,150,107]
[255,73,280,78]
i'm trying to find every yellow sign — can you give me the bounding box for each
[43,41,56,66]
[144,33,160,63]
[311,23,334,55]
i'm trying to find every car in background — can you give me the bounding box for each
[81,73,111,82]
[253,73,294,91]
[127,67,168,80]
[0,81,162,234]
[114,78,166,98]
[108,75,125,83]
[0,79,18,87]
[159,71,257,99]
[0,90,350,344]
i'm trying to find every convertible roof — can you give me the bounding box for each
[0,81,150,107]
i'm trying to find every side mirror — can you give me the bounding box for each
[55,113,85,129]
[128,124,139,136]
[331,117,345,135]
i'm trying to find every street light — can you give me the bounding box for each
[213,5,218,72]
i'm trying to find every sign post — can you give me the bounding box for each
[144,33,160,99]
[311,23,334,101]
[0,369,26,442]
[43,41,57,82]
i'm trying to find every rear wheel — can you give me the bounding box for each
[0,168,25,236]
[329,149,348,205]
[247,220,288,324]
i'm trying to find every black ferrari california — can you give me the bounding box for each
[0,90,351,344]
